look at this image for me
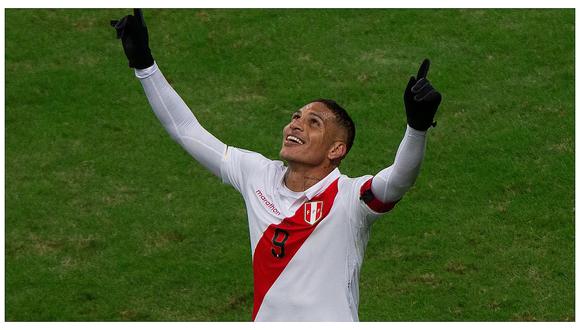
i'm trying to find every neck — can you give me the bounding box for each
[284,162,336,192]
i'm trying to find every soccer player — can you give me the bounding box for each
[112,9,442,321]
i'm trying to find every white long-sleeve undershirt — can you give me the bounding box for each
[135,62,426,204]
[371,126,426,203]
[136,62,227,177]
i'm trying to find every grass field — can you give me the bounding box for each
[5,9,574,321]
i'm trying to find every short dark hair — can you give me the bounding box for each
[310,98,356,156]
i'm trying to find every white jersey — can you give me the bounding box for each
[135,63,427,322]
[220,147,397,321]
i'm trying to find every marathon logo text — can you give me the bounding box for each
[255,190,281,216]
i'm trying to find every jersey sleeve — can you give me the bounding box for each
[352,175,399,225]
[220,146,273,194]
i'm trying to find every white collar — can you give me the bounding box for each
[278,167,341,201]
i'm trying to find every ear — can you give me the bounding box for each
[327,141,347,161]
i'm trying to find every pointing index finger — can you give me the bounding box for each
[134,8,146,27]
[416,58,430,80]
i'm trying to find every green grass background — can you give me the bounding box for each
[5,9,574,321]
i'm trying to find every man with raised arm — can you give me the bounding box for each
[111,9,442,321]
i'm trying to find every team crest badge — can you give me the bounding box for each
[304,201,324,225]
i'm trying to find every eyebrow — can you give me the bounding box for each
[293,110,325,122]
[309,112,324,121]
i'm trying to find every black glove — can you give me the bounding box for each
[404,59,442,131]
[110,9,154,69]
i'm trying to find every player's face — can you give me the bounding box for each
[279,102,345,167]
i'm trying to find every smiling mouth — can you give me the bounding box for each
[286,135,305,145]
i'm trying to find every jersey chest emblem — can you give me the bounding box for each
[304,201,324,225]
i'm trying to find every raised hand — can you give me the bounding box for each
[110,9,154,69]
[404,59,442,131]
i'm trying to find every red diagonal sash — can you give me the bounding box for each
[251,178,340,320]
